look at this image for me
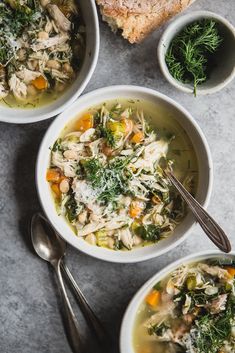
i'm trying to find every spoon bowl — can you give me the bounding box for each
[31,212,83,353]
[31,212,108,351]
[31,213,66,263]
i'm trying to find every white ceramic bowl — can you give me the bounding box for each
[0,0,99,124]
[158,11,235,95]
[120,250,235,353]
[36,85,213,263]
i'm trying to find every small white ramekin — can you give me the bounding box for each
[158,11,235,95]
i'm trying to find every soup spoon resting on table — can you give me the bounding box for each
[30,213,109,353]
[164,166,231,253]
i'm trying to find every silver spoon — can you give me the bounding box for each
[30,213,108,350]
[31,213,83,353]
[164,167,231,253]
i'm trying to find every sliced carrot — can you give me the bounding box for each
[46,168,61,183]
[226,267,235,277]
[121,118,133,135]
[51,183,61,198]
[75,113,93,132]
[145,290,161,307]
[129,200,144,218]
[131,131,144,144]
[31,75,47,90]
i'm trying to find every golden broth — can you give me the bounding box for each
[62,98,198,193]
[52,98,199,249]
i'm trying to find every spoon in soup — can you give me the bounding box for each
[163,163,231,253]
[31,213,109,352]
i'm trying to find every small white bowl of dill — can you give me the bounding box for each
[158,11,235,96]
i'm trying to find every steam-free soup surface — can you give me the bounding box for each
[0,0,85,109]
[133,259,235,353]
[47,99,198,251]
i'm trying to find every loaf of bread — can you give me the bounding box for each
[96,0,196,43]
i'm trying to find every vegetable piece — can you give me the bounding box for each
[51,183,61,198]
[129,200,144,218]
[145,289,161,307]
[135,224,161,242]
[31,75,47,90]
[46,168,61,182]
[107,120,125,134]
[104,120,126,146]
[96,230,108,247]
[99,126,116,148]
[225,267,235,277]
[131,131,144,144]
[75,113,93,132]
[65,194,78,222]
[186,276,197,290]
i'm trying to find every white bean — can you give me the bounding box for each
[63,149,77,160]
[85,233,97,246]
[63,63,73,75]
[46,60,61,70]
[38,31,49,40]
[78,210,87,225]
[40,0,50,6]
[59,179,69,193]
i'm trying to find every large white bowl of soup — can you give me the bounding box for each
[36,85,213,263]
[0,0,99,124]
[120,251,235,353]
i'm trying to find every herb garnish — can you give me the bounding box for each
[65,193,78,222]
[98,126,116,148]
[165,19,222,95]
[135,224,161,242]
[193,296,235,353]
[82,155,134,205]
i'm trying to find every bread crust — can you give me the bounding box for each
[96,0,196,43]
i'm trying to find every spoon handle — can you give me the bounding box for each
[54,260,83,353]
[61,261,109,348]
[166,170,231,253]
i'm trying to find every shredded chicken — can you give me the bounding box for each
[47,103,194,251]
[46,4,71,32]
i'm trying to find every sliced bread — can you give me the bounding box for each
[96,0,196,43]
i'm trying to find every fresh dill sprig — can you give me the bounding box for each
[98,125,116,148]
[165,19,222,96]
[192,295,235,353]
[82,155,134,205]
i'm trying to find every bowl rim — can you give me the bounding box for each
[157,10,235,95]
[36,84,213,263]
[0,0,100,124]
[120,250,235,353]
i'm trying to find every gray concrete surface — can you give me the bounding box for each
[0,1,234,352]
